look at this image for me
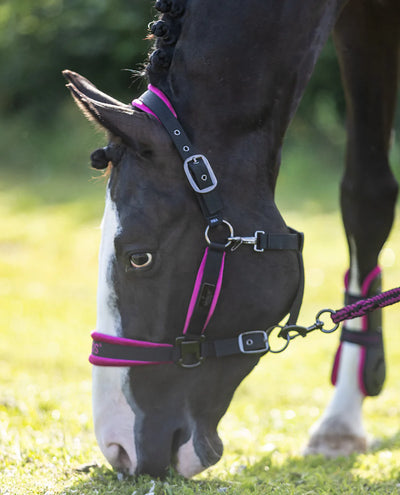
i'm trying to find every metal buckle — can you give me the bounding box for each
[238,331,269,354]
[183,154,218,194]
[176,336,205,368]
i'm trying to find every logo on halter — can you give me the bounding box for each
[92,342,102,355]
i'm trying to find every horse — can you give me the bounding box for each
[63,0,399,478]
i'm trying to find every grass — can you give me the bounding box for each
[1,104,400,494]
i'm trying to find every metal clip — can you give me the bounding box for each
[228,231,265,252]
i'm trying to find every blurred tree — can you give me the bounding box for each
[0,0,153,118]
[298,38,345,125]
[0,1,344,123]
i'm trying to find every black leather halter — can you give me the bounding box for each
[90,86,304,368]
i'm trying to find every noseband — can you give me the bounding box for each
[90,85,305,368]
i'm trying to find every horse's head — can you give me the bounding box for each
[64,69,301,478]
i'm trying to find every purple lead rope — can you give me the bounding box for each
[331,286,400,324]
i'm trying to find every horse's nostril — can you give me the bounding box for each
[105,443,136,475]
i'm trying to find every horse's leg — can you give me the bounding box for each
[305,0,399,457]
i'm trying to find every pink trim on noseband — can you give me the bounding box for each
[89,331,173,367]
[89,355,169,366]
[91,331,173,348]
[132,84,177,119]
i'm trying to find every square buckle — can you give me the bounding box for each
[238,331,269,354]
[176,336,205,368]
[183,154,218,194]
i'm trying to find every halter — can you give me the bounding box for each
[90,85,305,368]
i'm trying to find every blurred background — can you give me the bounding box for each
[2,0,398,208]
[1,2,399,493]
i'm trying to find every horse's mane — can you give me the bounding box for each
[145,0,187,88]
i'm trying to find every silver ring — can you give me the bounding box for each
[266,325,290,353]
[315,309,339,334]
[204,220,234,248]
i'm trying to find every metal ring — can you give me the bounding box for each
[266,325,290,353]
[204,220,234,248]
[315,309,339,334]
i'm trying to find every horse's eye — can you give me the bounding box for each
[129,253,153,269]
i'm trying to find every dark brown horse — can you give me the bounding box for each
[64,0,399,478]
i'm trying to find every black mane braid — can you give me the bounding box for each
[146,0,187,87]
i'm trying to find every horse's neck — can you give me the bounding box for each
[149,0,343,197]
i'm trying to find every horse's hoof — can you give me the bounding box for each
[303,419,367,458]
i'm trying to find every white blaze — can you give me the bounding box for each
[92,187,138,475]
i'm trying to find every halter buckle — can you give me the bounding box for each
[238,331,269,354]
[176,336,205,368]
[184,154,218,194]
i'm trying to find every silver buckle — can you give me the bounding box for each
[238,331,269,354]
[183,154,218,194]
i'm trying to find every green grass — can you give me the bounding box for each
[1,106,400,494]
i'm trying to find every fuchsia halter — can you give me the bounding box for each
[90,85,305,368]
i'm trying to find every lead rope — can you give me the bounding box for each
[268,286,400,353]
[331,286,400,324]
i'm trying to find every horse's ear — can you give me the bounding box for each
[62,70,171,152]
[63,70,128,108]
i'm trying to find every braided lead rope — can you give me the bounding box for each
[331,287,400,324]
[267,286,400,354]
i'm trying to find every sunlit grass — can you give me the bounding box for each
[1,108,399,494]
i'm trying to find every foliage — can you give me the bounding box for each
[0,0,152,117]
[297,38,344,124]
[1,108,400,493]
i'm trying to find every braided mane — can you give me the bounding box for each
[146,0,187,89]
